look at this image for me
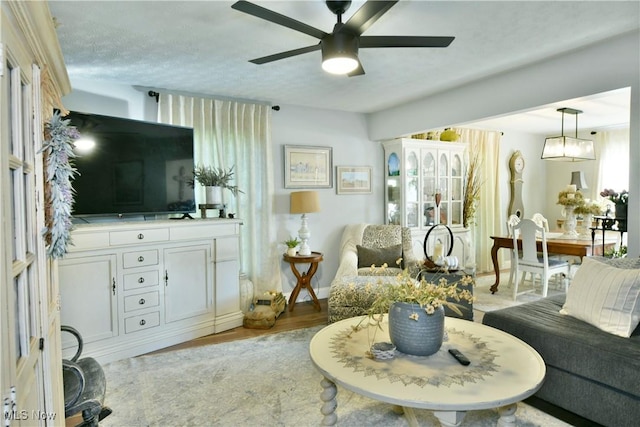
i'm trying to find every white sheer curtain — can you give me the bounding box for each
[455,128,503,273]
[158,94,282,293]
[596,128,630,197]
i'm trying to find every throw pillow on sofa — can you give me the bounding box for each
[357,244,402,269]
[560,256,640,337]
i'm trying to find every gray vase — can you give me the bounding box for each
[388,302,444,356]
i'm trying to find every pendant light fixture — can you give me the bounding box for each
[541,108,595,161]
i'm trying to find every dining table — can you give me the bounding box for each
[489,233,617,294]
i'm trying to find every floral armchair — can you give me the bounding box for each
[328,224,474,324]
[328,224,419,323]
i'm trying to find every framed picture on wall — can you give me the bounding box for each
[336,166,372,194]
[284,145,333,188]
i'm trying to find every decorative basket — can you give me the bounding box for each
[370,342,396,360]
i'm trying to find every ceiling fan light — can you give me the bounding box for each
[322,56,358,74]
[321,31,359,74]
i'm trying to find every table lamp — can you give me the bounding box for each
[290,191,320,256]
[570,171,588,191]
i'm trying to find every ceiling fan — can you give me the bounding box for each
[231,0,455,76]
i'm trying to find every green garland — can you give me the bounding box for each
[41,111,79,259]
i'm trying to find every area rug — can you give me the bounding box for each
[473,273,565,315]
[101,326,570,426]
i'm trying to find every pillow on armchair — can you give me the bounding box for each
[356,244,403,269]
[332,224,419,281]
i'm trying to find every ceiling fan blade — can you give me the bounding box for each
[343,0,398,35]
[249,44,321,65]
[347,61,365,77]
[232,1,328,40]
[359,36,455,48]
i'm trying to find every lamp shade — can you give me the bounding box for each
[290,191,320,214]
[570,171,588,190]
[541,136,595,161]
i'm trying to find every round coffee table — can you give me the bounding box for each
[309,316,545,426]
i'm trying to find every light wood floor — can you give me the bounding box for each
[148,298,329,355]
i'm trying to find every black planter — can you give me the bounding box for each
[615,202,628,231]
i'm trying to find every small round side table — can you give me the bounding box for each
[282,251,323,312]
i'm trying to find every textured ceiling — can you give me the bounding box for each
[48,0,638,131]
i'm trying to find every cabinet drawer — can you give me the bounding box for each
[124,311,160,333]
[123,270,160,291]
[124,291,160,313]
[123,250,158,268]
[66,231,110,252]
[110,228,169,246]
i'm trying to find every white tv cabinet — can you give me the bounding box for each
[58,219,244,363]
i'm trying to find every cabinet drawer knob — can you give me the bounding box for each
[137,256,144,262]
[137,233,144,240]
[140,319,146,326]
[138,298,146,305]
[138,277,145,284]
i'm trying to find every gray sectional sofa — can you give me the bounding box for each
[482,258,640,426]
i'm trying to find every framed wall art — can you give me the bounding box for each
[336,166,372,194]
[284,145,333,188]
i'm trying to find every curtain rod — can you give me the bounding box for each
[141,86,277,110]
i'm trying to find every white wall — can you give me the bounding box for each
[64,77,154,120]
[271,105,383,298]
[495,130,551,229]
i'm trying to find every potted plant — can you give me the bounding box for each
[284,237,300,256]
[600,188,628,219]
[463,150,482,228]
[350,263,474,358]
[190,165,243,205]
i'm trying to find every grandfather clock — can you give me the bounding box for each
[508,151,525,218]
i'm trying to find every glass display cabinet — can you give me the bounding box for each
[382,138,473,269]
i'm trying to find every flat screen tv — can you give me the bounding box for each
[67,111,195,218]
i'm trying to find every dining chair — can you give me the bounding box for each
[506,214,521,287]
[532,211,574,279]
[511,219,570,301]
[531,212,550,233]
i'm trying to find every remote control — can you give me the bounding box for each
[448,348,471,366]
